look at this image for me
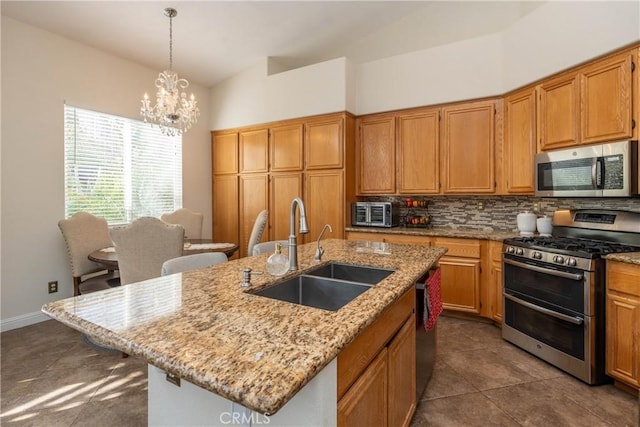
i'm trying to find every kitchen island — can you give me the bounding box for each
[42,239,446,426]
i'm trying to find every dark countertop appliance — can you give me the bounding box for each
[352,202,399,227]
[501,209,640,385]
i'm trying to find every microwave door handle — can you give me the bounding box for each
[596,157,604,189]
[504,293,584,325]
[591,158,598,189]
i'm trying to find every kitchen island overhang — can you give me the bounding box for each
[42,239,446,416]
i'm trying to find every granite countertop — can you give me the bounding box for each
[603,252,640,266]
[42,239,446,415]
[345,225,519,241]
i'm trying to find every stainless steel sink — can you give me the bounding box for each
[250,263,395,311]
[305,262,394,284]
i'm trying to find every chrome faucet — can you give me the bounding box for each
[288,197,309,271]
[314,224,333,262]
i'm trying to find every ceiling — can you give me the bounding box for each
[1,1,544,88]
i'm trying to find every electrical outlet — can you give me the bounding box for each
[533,202,540,213]
[477,201,484,210]
[48,281,58,294]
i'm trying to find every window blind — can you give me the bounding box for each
[64,105,182,224]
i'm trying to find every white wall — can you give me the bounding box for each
[0,17,212,330]
[209,57,350,130]
[501,1,640,92]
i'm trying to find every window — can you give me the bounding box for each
[64,105,182,224]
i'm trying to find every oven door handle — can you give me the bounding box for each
[503,258,584,281]
[504,293,584,325]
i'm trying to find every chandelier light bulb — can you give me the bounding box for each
[140,8,199,137]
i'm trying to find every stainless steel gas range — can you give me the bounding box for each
[501,209,640,385]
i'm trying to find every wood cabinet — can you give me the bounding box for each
[433,237,482,314]
[397,109,440,194]
[538,50,634,150]
[305,115,344,170]
[212,175,239,253]
[441,100,496,194]
[269,173,303,241]
[503,87,536,194]
[304,170,346,242]
[606,261,640,389]
[357,114,396,194]
[239,128,269,173]
[270,123,304,172]
[488,241,503,323]
[238,174,268,257]
[212,132,238,175]
[338,287,415,427]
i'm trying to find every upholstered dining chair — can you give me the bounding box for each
[247,209,269,257]
[161,252,228,276]
[252,240,289,256]
[110,217,184,285]
[161,208,204,240]
[58,212,120,296]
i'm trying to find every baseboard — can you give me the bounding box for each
[1,311,50,332]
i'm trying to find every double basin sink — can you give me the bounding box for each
[250,262,395,312]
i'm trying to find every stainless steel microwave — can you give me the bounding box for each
[352,202,399,227]
[535,140,638,197]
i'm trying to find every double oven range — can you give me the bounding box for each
[502,209,640,385]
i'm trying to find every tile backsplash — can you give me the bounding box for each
[362,196,640,232]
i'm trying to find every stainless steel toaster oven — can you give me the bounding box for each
[352,202,399,228]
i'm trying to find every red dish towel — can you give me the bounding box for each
[424,268,442,332]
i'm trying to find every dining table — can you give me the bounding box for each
[88,239,239,271]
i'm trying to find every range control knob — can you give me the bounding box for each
[554,255,565,264]
[507,246,516,254]
[567,258,577,267]
[515,248,524,256]
[532,251,542,260]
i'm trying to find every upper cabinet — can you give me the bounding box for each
[212,132,238,175]
[270,123,304,172]
[305,115,344,170]
[504,87,536,194]
[239,128,269,173]
[356,114,396,194]
[441,100,496,194]
[397,109,440,194]
[538,50,635,150]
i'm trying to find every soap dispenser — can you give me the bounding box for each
[266,243,289,276]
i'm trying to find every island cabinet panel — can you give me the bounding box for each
[488,241,503,323]
[441,100,495,194]
[212,131,238,175]
[305,115,344,170]
[337,287,415,427]
[239,128,269,174]
[606,261,640,389]
[212,175,239,256]
[303,170,345,242]
[397,109,440,194]
[537,72,580,150]
[239,174,268,257]
[269,173,303,241]
[388,315,417,427]
[338,348,388,427]
[433,238,482,314]
[503,87,536,194]
[269,123,304,172]
[580,52,633,144]
[357,114,396,194]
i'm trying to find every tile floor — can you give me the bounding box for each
[1,315,638,426]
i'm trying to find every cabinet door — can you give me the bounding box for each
[538,73,580,150]
[504,88,536,194]
[581,52,633,144]
[269,173,303,241]
[358,115,396,194]
[489,261,503,323]
[441,101,495,194]
[338,348,388,427]
[304,170,344,242]
[305,116,344,170]
[239,174,268,257]
[212,175,239,252]
[388,315,416,427]
[212,132,238,175]
[606,293,640,387]
[437,256,481,313]
[270,123,303,172]
[397,109,440,194]
[239,128,269,173]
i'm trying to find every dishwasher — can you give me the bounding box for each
[415,269,438,400]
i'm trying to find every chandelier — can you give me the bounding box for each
[140,8,199,136]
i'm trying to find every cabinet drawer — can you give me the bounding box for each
[607,262,640,296]
[433,237,480,258]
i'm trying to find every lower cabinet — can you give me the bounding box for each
[434,238,482,314]
[606,261,640,389]
[488,241,503,323]
[337,288,416,427]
